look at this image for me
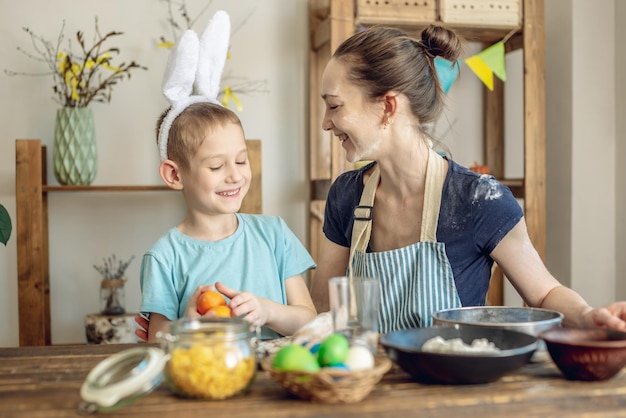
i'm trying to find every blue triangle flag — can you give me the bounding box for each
[434,57,460,94]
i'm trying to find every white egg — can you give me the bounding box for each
[344,345,375,371]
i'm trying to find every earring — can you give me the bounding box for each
[383,119,390,130]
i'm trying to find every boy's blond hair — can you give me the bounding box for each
[156,102,243,169]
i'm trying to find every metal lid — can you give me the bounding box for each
[79,347,168,413]
[167,316,254,341]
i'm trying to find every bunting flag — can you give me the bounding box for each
[464,41,506,91]
[434,57,460,94]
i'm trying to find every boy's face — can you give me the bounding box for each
[180,122,251,216]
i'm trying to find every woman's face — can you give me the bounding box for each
[321,58,385,163]
[180,122,251,216]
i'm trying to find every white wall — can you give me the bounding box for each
[545,0,573,287]
[0,0,310,346]
[616,0,626,300]
[544,0,617,306]
[571,2,616,306]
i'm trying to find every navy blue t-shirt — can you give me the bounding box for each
[323,159,524,306]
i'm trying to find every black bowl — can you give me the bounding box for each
[380,325,538,384]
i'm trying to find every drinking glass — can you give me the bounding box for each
[328,276,380,352]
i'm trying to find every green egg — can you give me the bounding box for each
[272,344,320,373]
[317,333,350,367]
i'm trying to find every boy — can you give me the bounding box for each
[140,102,316,342]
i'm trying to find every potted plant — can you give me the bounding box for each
[5,19,147,186]
[0,204,11,246]
[93,254,134,315]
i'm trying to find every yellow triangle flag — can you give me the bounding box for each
[465,41,506,91]
[465,55,494,90]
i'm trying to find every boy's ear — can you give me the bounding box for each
[159,160,184,190]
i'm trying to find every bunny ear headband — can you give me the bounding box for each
[157,10,231,162]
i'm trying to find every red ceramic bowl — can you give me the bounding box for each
[539,328,626,381]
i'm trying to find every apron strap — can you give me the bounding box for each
[421,149,447,242]
[349,148,448,263]
[349,165,380,261]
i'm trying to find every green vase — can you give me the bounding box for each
[53,107,97,185]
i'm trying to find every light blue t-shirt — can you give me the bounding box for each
[139,213,316,339]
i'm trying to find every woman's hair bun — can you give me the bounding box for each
[420,25,463,62]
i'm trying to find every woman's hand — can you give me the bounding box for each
[581,303,626,331]
[215,281,268,328]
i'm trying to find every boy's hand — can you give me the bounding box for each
[215,281,267,328]
[184,284,218,318]
[134,284,229,342]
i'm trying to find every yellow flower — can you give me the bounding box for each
[8,19,146,107]
[221,86,243,111]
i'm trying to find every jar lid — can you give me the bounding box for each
[79,347,168,412]
[168,316,254,341]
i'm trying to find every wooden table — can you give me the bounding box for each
[2,344,626,418]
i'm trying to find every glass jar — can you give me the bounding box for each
[80,317,257,412]
[160,317,257,400]
[100,278,126,315]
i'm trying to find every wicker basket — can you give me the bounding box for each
[262,356,392,404]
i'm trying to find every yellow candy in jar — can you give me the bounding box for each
[164,319,257,400]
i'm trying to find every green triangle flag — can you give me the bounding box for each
[478,41,506,82]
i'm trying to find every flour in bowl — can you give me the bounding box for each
[422,336,500,354]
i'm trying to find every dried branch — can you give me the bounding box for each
[93,254,135,280]
[5,18,147,108]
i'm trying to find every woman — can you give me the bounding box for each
[308,24,626,333]
[136,24,626,340]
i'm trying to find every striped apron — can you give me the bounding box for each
[348,149,462,333]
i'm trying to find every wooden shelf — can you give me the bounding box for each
[307,0,546,306]
[15,139,262,346]
[43,185,171,192]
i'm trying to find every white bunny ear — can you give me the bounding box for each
[162,30,200,104]
[157,11,231,163]
[195,10,230,99]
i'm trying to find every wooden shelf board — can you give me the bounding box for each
[43,185,171,192]
[355,19,521,44]
[312,16,521,51]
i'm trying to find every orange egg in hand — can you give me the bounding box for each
[197,290,227,315]
[209,305,232,318]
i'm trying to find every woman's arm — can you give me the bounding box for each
[309,237,351,313]
[491,218,626,330]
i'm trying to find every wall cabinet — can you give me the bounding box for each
[307,0,546,305]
